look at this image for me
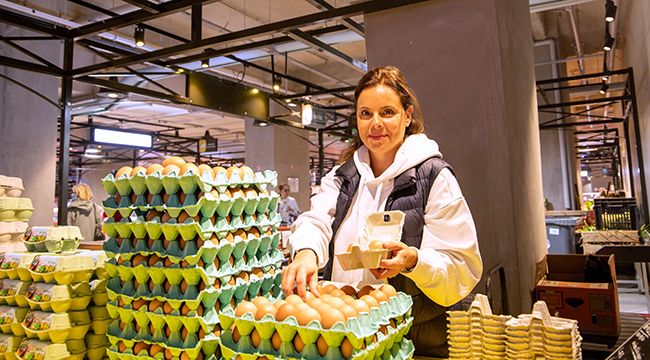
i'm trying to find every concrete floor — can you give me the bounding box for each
[619,291,650,314]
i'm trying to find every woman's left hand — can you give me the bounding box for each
[370,241,418,279]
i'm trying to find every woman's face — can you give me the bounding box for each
[356,85,412,160]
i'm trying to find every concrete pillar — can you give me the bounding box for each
[0,26,61,226]
[244,114,311,212]
[366,0,547,314]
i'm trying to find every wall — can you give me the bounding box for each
[0,26,60,226]
[365,0,547,314]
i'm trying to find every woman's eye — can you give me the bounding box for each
[359,110,372,118]
[381,109,395,117]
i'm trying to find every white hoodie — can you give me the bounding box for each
[289,134,483,306]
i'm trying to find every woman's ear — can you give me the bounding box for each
[406,105,414,127]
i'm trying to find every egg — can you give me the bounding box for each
[296,307,321,326]
[360,295,380,309]
[227,166,241,180]
[212,166,227,177]
[274,303,297,321]
[115,166,133,178]
[146,210,162,221]
[248,227,261,238]
[329,289,346,298]
[285,294,303,305]
[180,352,192,360]
[198,327,206,339]
[162,164,181,175]
[162,156,186,167]
[181,327,189,341]
[370,289,389,303]
[147,279,155,292]
[131,254,147,266]
[241,165,255,177]
[379,284,398,298]
[229,188,245,198]
[163,257,173,268]
[163,301,173,314]
[149,299,164,312]
[234,301,257,317]
[180,279,188,294]
[133,342,150,355]
[161,213,172,223]
[340,338,353,359]
[117,341,127,352]
[180,163,199,175]
[251,328,261,348]
[146,164,164,175]
[339,305,357,319]
[368,240,384,250]
[147,237,156,249]
[225,233,235,243]
[149,322,156,336]
[379,325,388,335]
[251,296,271,307]
[149,344,164,357]
[273,300,287,310]
[130,166,146,177]
[389,318,396,328]
[236,272,249,281]
[350,300,370,314]
[357,285,375,298]
[320,284,337,294]
[181,303,191,316]
[196,304,205,316]
[319,294,333,303]
[319,308,345,329]
[164,348,174,360]
[342,295,355,305]
[316,335,328,357]
[293,334,305,353]
[340,285,357,297]
[197,164,213,177]
[327,297,346,309]
[232,326,241,343]
[132,299,147,310]
[271,331,282,350]
[178,212,200,223]
[308,298,323,309]
[251,268,264,278]
[255,304,275,320]
[243,188,258,198]
[147,254,161,267]
[164,325,172,338]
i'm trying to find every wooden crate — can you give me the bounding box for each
[581,230,639,244]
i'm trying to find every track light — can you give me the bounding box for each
[605,0,617,22]
[602,60,609,81]
[253,119,269,127]
[250,88,259,95]
[603,30,615,51]
[599,81,609,95]
[273,78,281,92]
[201,58,209,68]
[134,25,145,47]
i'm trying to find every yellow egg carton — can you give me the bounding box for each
[0,223,28,244]
[14,338,69,360]
[0,333,23,360]
[25,282,91,313]
[0,254,36,281]
[17,251,106,285]
[22,226,82,253]
[90,279,108,307]
[0,306,29,337]
[88,306,112,335]
[0,199,32,223]
[0,176,24,198]
[86,333,109,360]
[21,310,91,343]
[0,280,30,307]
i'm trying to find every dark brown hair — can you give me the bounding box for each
[340,66,424,163]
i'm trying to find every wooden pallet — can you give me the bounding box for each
[581,230,639,244]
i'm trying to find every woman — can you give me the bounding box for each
[281,66,482,357]
[67,183,104,241]
[278,184,301,226]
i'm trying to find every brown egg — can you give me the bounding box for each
[146,237,155,249]
[368,240,384,250]
[146,164,164,175]
[164,325,172,339]
[236,272,249,282]
[117,256,125,265]
[316,335,328,357]
[340,338,353,359]
[389,318,396,328]
[180,279,188,294]
[319,308,345,329]
[197,164,213,177]
[134,321,141,333]
[148,279,155,293]
[146,210,162,221]
[209,234,219,245]
[198,327,206,339]
[293,334,305,353]
[340,285,357,297]
[234,301,257,317]
[243,188,258,197]
[342,296,355,305]
[212,166,227,177]
[180,352,191,360]
[132,299,147,310]
[329,289,346,298]
[296,307,321,326]
[130,166,146,177]
[117,341,127,353]
[196,304,205,316]
[131,254,147,266]
[370,289,389,303]
[255,303,275,320]
[161,213,172,223]
[180,163,199,176]
[251,328,261,348]
[273,300,287,310]
[162,164,181,176]
[163,257,173,268]
[339,305,357,319]
[224,233,235,243]
[116,166,133,178]
[251,296,270,308]
[251,268,264,278]
[232,326,241,343]
[274,303,297,321]
[181,303,191,316]
[360,295,380,309]
[241,165,255,177]
[133,342,150,355]
[162,156,186,167]
[379,284,398,298]
[307,298,323,309]
[163,301,173,314]
[148,254,161,267]
[178,212,200,224]
[379,325,388,335]
[285,294,303,306]
[164,348,174,359]
[357,285,375,298]
[149,322,156,336]
[271,331,282,350]
[248,227,261,238]
[319,294,333,303]
[327,297,346,309]
[320,284,337,294]
[149,344,164,357]
[149,299,164,312]
[181,327,189,341]
[226,166,241,180]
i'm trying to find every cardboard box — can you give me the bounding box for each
[533,254,620,336]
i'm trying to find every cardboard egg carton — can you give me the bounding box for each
[66,338,87,360]
[21,310,91,343]
[0,254,37,281]
[89,279,108,307]
[0,199,32,223]
[14,251,106,285]
[22,226,83,253]
[85,332,109,360]
[88,306,112,335]
[15,338,70,360]
[24,282,91,313]
[105,336,221,360]
[0,280,30,307]
[0,306,29,337]
[0,223,28,244]
[0,333,23,360]
[101,167,278,197]
[0,176,24,198]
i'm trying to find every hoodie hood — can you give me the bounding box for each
[353,133,442,183]
[68,200,96,211]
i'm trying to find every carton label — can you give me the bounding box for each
[0,253,21,270]
[30,256,58,273]
[23,311,51,331]
[16,338,46,360]
[0,335,8,353]
[24,227,47,243]
[0,306,16,324]
[26,283,54,302]
[0,280,20,296]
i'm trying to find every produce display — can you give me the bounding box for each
[101,158,283,360]
[219,283,415,360]
[0,175,30,253]
[447,294,582,360]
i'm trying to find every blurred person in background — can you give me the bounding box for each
[278,183,301,226]
[67,183,104,241]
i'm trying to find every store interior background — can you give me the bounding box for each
[0,0,649,334]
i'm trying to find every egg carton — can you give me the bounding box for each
[14,338,70,360]
[102,190,280,219]
[0,254,36,281]
[86,332,109,360]
[0,223,28,244]
[21,310,90,343]
[106,339,220,360]
[0,199,33,223]
[106,271,282,312]
[66,338,88,360]
[103,229,281,265]
[219,317,414,360]
[0,280,30,307]
[0,307,29,337]
[88,307,112,335]
[0,176,24,198]
[16,251,107,285]
[89,278,108,307]
[102,168,278,196]
[0,333,23,360]
[107,330,221,356]
[21,226,82,253]
[24,282,91,313]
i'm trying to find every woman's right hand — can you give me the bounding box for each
[281,249,320,299]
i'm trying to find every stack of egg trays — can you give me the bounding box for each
[0,198,33,223]
[218,292,414,360]
[101,168,278,198]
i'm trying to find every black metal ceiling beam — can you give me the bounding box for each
[121,0,161,13]
[287,29,367,72]
[71,0,430,77]
[77,76,190,104]
[305,0,364,36]
[536,68,630,86]
[191,3,202,41]
[540,118,623,130]
[573,129,618,135]
[0,73,59,107]
[537,96,627,110]
[1,36,57,41]
[68,0,218,39]
[0,55,63,76]
[276,85,356,99]
[0,9,70,38]
[0,35,61,70]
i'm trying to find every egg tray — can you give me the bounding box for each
[107,331,221,356]
[14,338,70,360]
[107,300,219,334]
[219,318,414,360]
[15,252,107,286]
[106,271,282,312]
[0,333,23,360]
[0,223,28,245]
[0,199,33,223]
[86,332,109,360]
[0,280,30,307]
[102,190,280,219]
[104,230,282,266]
[102,168,278,197]
[0,254,36,281]
[89,308,112,336]
[0,176,24,198]
[0,307,29,337]
[24,282,91,313]
[219,292,413,351]
[90,279,108,307]
[21,226,83,253]
[21,310,91,344]
[105,341,219,360]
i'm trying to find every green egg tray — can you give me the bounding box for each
[106,332,220,355]
[219,318,414,360]
[102,169,278,196]
[25,282,91,313]
[106,348,219,360]
[0,333,23,360]
[0,253,37,281]
[103,231,281,267]
[15,338,70,360]
[21,310,91,344]
[106,300,219,332]
[0,306,29,337]
[0,280,30,307]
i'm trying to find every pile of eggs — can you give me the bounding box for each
[114,339,205,360]
[114,157,255,182]
[229,284,399,359]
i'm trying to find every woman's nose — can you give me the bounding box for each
[371,114,383,127]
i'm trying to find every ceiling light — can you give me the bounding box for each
[301,103,313,126]
[134,25,145,47]
[250,88,259,95]
[287,102,297,108]
[605,0,617,22]
[603,31,615,51]
[253,119,269,127]
[201,58,209,68]
[97,87,127,100]
[284,98,292,103]
[600,81,609,95]
[85,144,101,155]
[272,76,281,92]
[175,67,185,74]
